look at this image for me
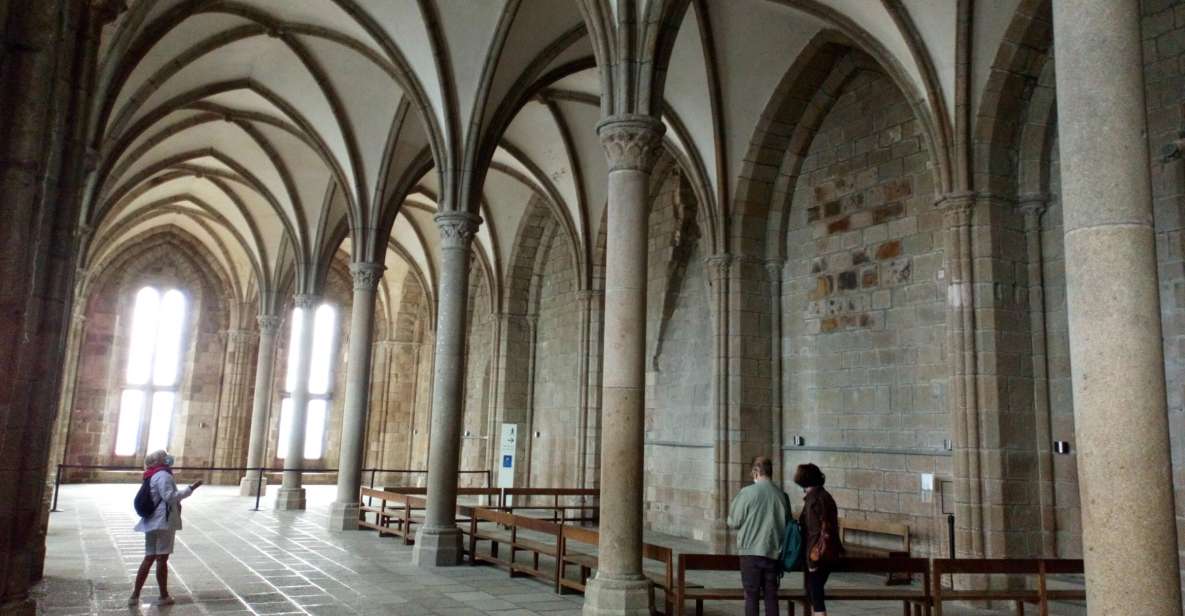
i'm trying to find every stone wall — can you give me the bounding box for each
[779,68,949,555]
[460,257,495,487]
[528,223,582,488]
[643,169,716,543]
[62,234,236,480]
[1142,0,1185,586]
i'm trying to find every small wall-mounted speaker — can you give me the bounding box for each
[943,439,953,451]
[534,431,542,438]
[1053,440,1071,455]
[791,435,805,447]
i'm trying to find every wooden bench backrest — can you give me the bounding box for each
[933,558,1083,577]
[473,507,516,526]
[561,525,599,547]
[514,514,562,536]
[831,557,929,575]
[679,553,742,572]
[839,517,910,551]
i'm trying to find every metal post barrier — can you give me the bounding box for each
[947,513,956,559]
[51,465,63,512]
[252,468,264,511]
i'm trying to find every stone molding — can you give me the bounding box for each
[764,259,784,282]
[703,254,733,283]
[349,262,386,291]
[434,212,481,251]
[257,315,283,334]
[293,294,320,310]
[596,115,666,173]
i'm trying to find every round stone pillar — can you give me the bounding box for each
[583,115,664,616]
[240,314,281,496]
[329,262,385,530]
[1052,1,1183,613]
[275,294,319,511]
[413,211,481,567]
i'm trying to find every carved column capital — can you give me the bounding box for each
[596,115,666,173]
[293,294,320,311]
[222,329,256,345]
[434,212,482,251]
[703,253,733,285]
[1018,192,1049,216]
[936,191,976,227]
[349,262,385,291]
[764,259,785,282]
[257,315,283,334]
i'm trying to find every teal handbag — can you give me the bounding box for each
[780,520,804,572]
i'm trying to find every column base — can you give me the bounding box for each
[412,526,464,567]
[274,487,306,510]
[0,597,35,616]
[239,476,268,496]
[327,501,361,531]
[582,575,652,616]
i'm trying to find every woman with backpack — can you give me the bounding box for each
[795,463,843,616]
[129,450,202,606]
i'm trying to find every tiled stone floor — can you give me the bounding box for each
[38,484,1081,615]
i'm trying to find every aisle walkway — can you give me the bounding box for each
[37,484,1075,615]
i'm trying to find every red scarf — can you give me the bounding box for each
[143,465,172,480]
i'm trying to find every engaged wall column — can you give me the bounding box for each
[1052,0,1184,612]
[329,262,385,529]
[276,294,319,510]
[413,211,481,567]
[240,314,280,495]
[583,115,663,616]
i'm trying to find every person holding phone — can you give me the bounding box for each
[129,450,202,606]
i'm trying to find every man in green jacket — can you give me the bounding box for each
[727,456,792,616]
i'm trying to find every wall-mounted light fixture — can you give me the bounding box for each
[1053,440,1071,455]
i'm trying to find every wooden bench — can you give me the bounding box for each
[931,558,1085,616]
[839,517,910,558]
[555,525,691,615]
[675,554,932,616]
[499,488,598,523]
[507,514,564,582]
[359,487,486,544]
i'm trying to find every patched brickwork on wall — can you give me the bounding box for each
[643,169,716,543]
[780,69,949,555]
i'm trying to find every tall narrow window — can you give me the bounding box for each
[277,303,336,459]
[115,287,187,457]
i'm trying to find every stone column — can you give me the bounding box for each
[276,294,319,510]
[213,328,256,484]
[1052,1,1183,612]
[583,115,664,616]
[240,315,281,495]
[939,191,985,559]
[413,211,481,567]
[329,262,385,530]
[1020,194,1058,557]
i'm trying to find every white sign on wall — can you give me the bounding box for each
[498,423,517,488]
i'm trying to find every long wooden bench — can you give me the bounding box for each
[674,554,932,616]
[931,558,1085,616]
[498,487,598,523]
[359,487,490,544]
[555,525,691,614]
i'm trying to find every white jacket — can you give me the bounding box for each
[134,471,193,532]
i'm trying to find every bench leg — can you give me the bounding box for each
[787,599,794,616]
[1016,600,1024,615]
[695,599,703,616]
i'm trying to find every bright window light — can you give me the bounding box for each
[114,286,186,457]
[277,302,335,459]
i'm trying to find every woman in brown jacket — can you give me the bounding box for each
[795,463,844,616]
